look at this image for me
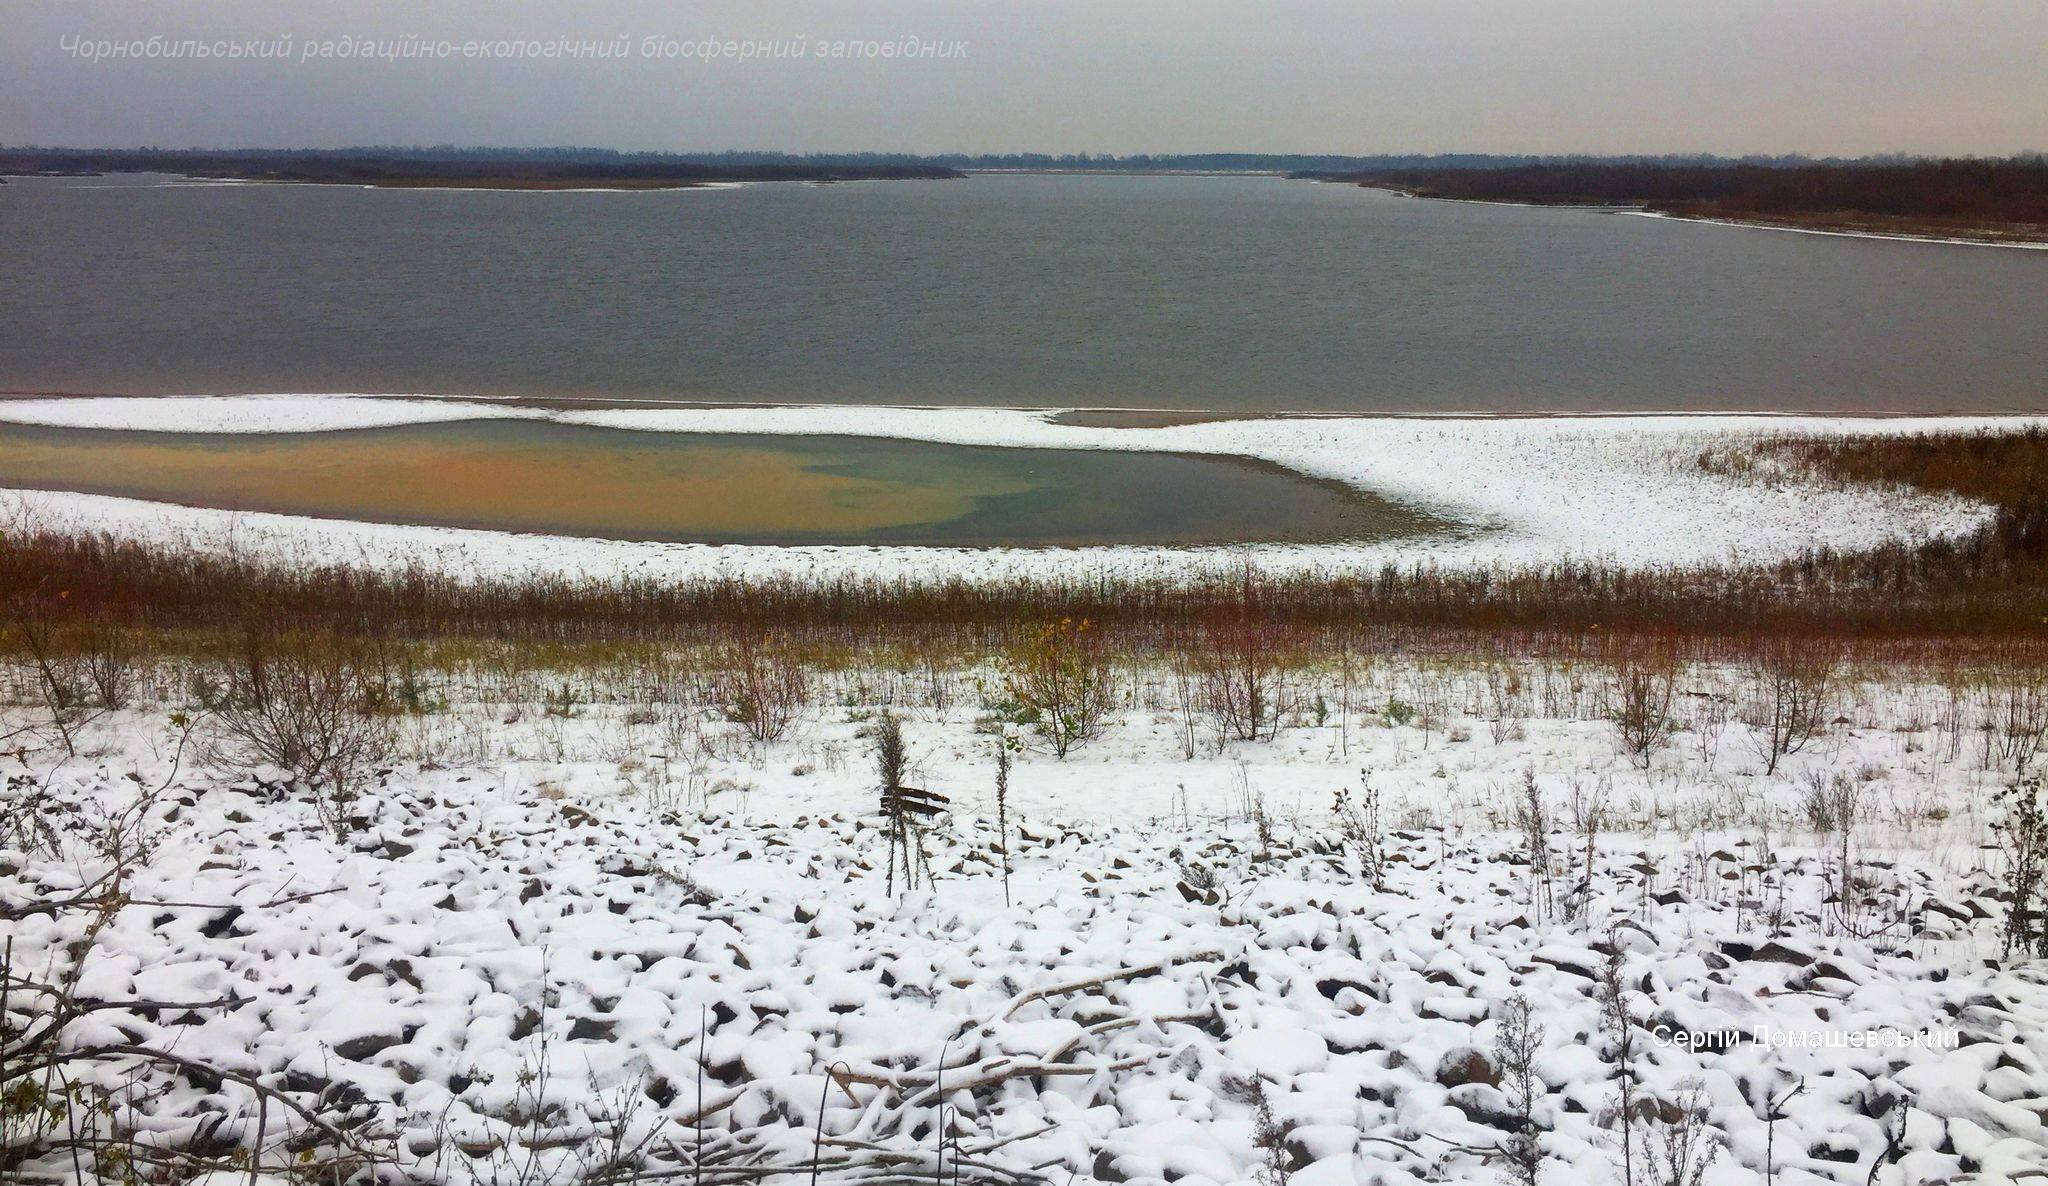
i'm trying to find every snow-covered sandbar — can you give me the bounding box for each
[0,394,2026,582]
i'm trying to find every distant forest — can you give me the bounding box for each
[7,149,2044,227]
[1298,158,2048,229]
[0,147,963,185]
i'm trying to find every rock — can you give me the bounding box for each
[1531,948,1600,981]
[334,1029,409,1063]
[1629,1094,1690,1126]
[347,959,423,991]
[1436,1046,1501,1089]
[1449,1083,1523,1130]
[1751,940,1813,965]
[567,1016,616,1041]
[1922,899,1971,922]
[1421,996,1488,1023]
[200,906,244,939]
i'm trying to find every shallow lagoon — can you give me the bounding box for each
[0,420,1441,547]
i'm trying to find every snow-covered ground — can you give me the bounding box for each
[6,660,2046,1184]
[1626,209,2048,251]
[0,394,2024,581]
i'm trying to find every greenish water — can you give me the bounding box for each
[0,420,1440,547]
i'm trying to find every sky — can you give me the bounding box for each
[5,0,2046,157]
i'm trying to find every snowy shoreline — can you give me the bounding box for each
[1343,183,2048,251]
[0,394,2028,583]
[1624,209,2048,251]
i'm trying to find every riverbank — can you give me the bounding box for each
[1298,159,2048,248]
[0,148,966,188]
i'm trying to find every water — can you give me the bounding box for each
[0,420,1434,546]
[2,172,2044,413]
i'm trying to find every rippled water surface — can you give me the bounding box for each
[2,172,2045,412]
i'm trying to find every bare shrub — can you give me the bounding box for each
[1741,643,1835,776]
[1565,777,1609,923]
[1801,770,1864,927]
[1634,1079,1724,1186]
[1980,676,2048,774]
[1165,643,1203,759]
[993,742,1015,906]
[5,591,92,756]
[1494,993,1546,1186]
[999,618,1113,758]
[76,613,140,711]
[874,709,907,795]
[1996,777,2048,960]
[1681,688,1730,770]
[363,642,444,716]
[1219,1075,1292,1186]
[714,630,810,744]
[1513,770,1554,923]
[1332,773,1385,890]
[207,631,389,834]
[1596,942,1641,1186]
[0,772,64,859]
[1195,617,1294,745]
[1482,663,1527,744]
[1800,769,1860,836]
[1607,663,1675,770]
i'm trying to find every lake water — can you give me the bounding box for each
[2,173,2044,414]
[0,420,1436,547]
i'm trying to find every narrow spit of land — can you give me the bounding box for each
[0,148,965,188]
[1293,159,2048,245]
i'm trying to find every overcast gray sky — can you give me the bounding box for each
[5,0,2045,156]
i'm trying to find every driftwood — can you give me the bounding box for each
[826,948,1226,1104]
[881,783,948,892]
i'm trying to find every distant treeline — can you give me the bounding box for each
[1299,158,2048,228]
[900,151,1882,173]
[4,145,2015,177]
[0,148,963,185]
